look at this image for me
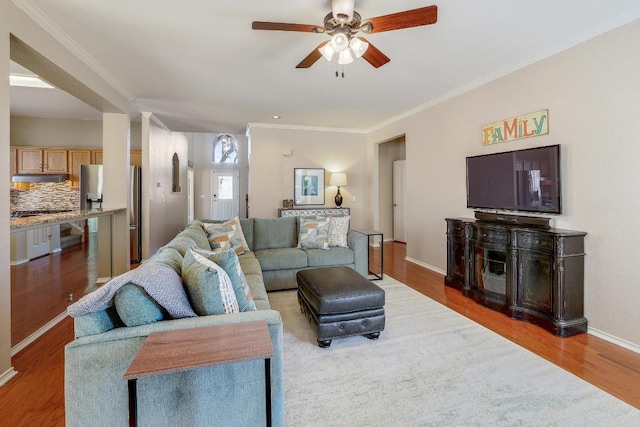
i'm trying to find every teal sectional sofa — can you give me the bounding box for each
[65,216,367,427]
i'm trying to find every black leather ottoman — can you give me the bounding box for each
[296,266,385,348]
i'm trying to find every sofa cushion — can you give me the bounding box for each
[166,235,199,256]
[306,247,355,267]
[239,218,254,250]
[254,247,308,271]
[238,251,263,277]
[193,247,256,312]
[114,283,165,326]
[253,217,297,250]
[182,248,239,315]
[146,246,183,274]
[182,221,212,250]
[297,217,330,249]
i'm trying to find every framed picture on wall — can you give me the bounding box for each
[294,168,325,205]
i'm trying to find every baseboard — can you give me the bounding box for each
[405,256,446,276]
[588,327,640,355]
[0,367,18,388]
[10,258,28,266]
[11,311,68,357]
[96,276,112,284]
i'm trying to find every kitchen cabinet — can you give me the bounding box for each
[17,148,68,173]
[130,150,142,166]
[68,149,92,189]
[91,149,103,164]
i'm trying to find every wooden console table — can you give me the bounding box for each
[445,217,587,337]
[123,321,274,427]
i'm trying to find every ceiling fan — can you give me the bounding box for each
[252,1,438,69]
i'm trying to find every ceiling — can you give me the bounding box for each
[10,0,640,133]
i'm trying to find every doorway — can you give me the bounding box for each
[211,170,240,220]
[377,136,406,242]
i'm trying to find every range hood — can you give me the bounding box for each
[12,173,69,183]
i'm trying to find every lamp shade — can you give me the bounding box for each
[330,172,348,187]
[350,37,369,58]
[319,43,336,61]
[338,49,354,65]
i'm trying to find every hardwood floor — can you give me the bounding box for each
[1,241,638,426]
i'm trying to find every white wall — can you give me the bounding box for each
[189,132,249,220]
[368,18,640,348]
[10,116,142,149]
[247,126,369,228]
[142,114,189,257]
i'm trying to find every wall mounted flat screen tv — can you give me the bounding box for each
[466,144,561,214]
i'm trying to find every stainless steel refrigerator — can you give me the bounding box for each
[80,164,142,263]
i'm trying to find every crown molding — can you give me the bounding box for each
[368,7,640,134]
[13,0,135,102]
[247,122,367,135]
[141,111,171,132]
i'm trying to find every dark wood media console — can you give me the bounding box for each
[445,216,587,337]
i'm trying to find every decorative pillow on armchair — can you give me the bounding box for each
[297,217,331,249]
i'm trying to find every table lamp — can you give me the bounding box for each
[329,172,348,207]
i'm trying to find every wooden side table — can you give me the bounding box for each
[352,229,384,280]
[123,321,274,427]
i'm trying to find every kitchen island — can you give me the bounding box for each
[10,207,126,231]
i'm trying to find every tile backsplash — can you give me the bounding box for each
[10,182,80,211]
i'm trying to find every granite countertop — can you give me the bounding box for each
[10,208,127,231]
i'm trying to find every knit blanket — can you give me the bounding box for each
[67,263,197,319]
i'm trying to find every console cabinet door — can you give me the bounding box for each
[516,250,554,316]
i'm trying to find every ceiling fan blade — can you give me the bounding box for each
[296,42,329,68]
[252,21,322,33]
[360,39,390,68]
[361,5,438,33]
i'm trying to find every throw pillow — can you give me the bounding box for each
[193,247,256,312]
[297,217,330,250]
[203,225,234,251]
[114,283,165,326]
[202,218,250,254]
[182,248,239,315]
[324,215,350,247]
[224,216,251,254]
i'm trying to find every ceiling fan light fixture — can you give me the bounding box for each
[330,33,350,52]
[332,0,354,23]
[349,37,369,58]
[319,43,336,61]
[338,49,354,65]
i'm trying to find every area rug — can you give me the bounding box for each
[268,276,640,426]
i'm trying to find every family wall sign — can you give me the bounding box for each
[482,109,549,145]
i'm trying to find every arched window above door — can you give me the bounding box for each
[212,133,239,164]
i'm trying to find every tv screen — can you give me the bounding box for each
[466,144,561,214]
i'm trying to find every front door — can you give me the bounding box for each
[211,170,240,220]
